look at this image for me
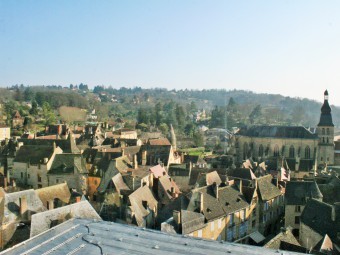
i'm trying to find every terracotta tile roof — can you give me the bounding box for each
[148,138,171,146]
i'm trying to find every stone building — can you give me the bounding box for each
[235,90,337,173]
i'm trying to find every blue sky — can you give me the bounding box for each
[1,1,340,104]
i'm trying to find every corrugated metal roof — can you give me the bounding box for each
[1,218,303,255]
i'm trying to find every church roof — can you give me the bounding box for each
[237,125,317,139]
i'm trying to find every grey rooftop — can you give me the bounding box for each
[1,218,304,255]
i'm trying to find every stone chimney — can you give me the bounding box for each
[142,150,147,166]
[200,192,204,213]
[213,182,219,199]
[173,210,181,227]
[19,196,27,216]
[133,154,138,169]
[239,179,243,195]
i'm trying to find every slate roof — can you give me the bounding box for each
[158,175,181,200]
[112,173,130,194]
[48,154,88,175]
[35,183,71,208]
[257,175,282,201]
[19,135,80,153]
[264,227,301,250]
[227,168,256,180]
[14,145,55,164]
[318,93,334,126]
[128,186,158,227]
[218,186,249,215]
[300,199,340,243]
[180,210,206,235]
[1,218,303,255]
[1,188,46,224]
[317,176,340,204]
[285,181,323,205]
[30,200,101,238]
[237,125,318,139]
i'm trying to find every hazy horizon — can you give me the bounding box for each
[1,1,340,105]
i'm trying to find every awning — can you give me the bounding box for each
[249,231,265,243]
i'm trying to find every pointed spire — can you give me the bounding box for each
[170,124,177,150]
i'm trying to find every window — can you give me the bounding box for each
[263,214,267,223]
[258,145,264,157]
[210,221,215,232]
[327,137,329,143]
[227,228,233,241]
[239,222,247,237]
[295,216,300,224]
[197,230,202,238]
[37,174,42,182]
[295,205,301,212]
[263,202,269,211]
[323,137,325,143]
[28,174,30,179]
[218,218,222,229]
[273,145,280,157]
[21,172,23,178]
[289,146,295,158]
[305,146,310,159]
[56,179,59,183]
[322,128,325,135]
[327,128,330,135]
[229,214,234,226]
[240,209,246,222]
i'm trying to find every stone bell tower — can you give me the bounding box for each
[317,90,334,165]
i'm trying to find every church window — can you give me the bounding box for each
[289,146,295,158]
[273,145,279,157]
[305,146,310,159]
[258,145,264,157]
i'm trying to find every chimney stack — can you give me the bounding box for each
[133,154,138,169]
[173,210,181,227]
[19,196,27,216]
[200,192,204,213]
[213,182,219,199]
[142,150,147,166]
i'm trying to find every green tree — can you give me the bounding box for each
[249,105,262,124]
[42,102,56,126]
[193,131,204,147]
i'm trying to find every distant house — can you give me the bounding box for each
[12,144,63,189]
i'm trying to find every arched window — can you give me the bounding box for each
[322,128,325,135]
[273,145,280,157]
[289,146,295,158]
[243,143,248,160]
[305,146,310,159]
[327,128,330,135]
[258,145,264,157]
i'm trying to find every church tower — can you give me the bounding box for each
[317,90,334,165]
